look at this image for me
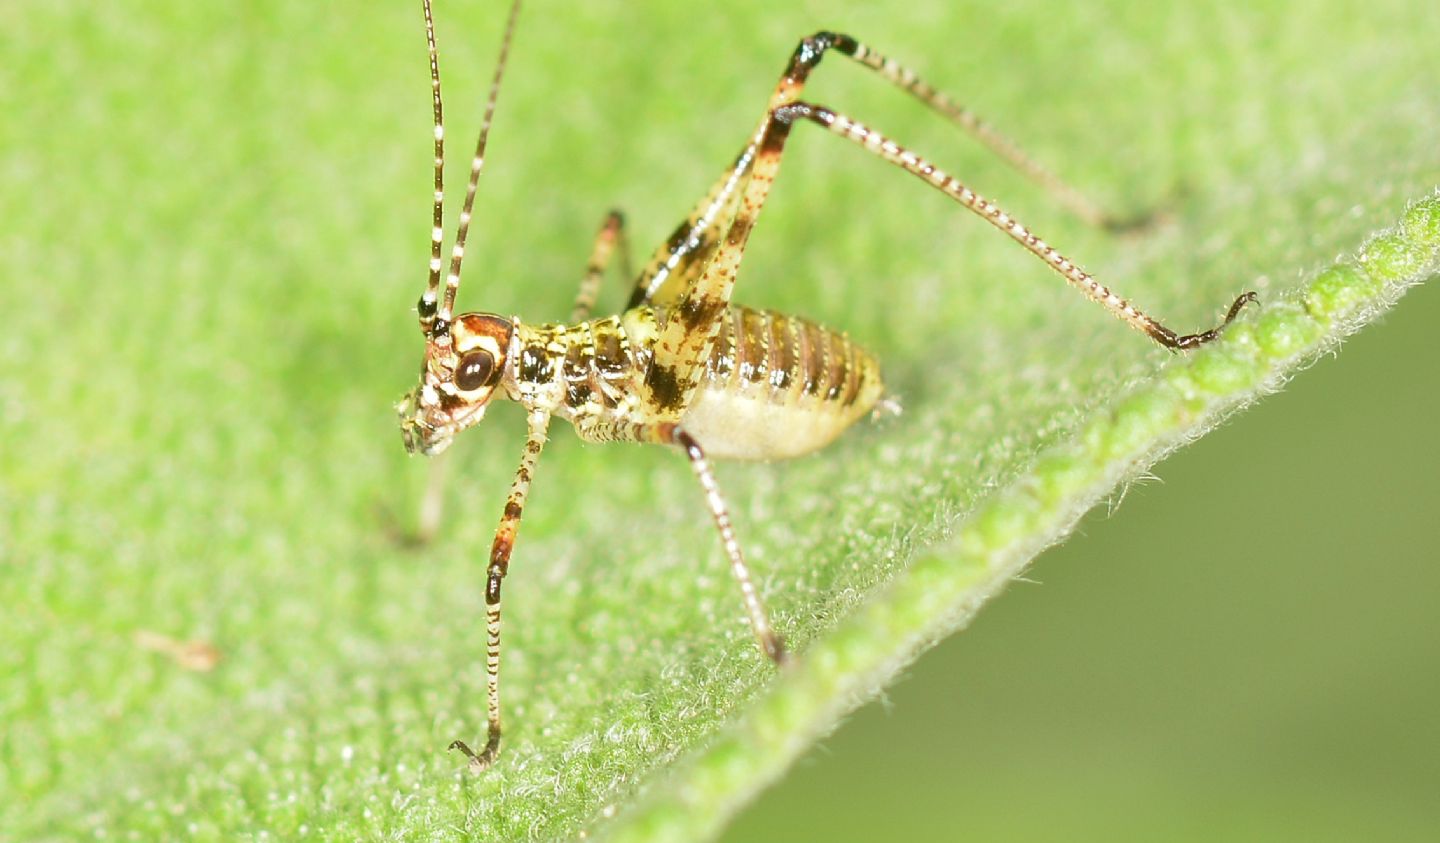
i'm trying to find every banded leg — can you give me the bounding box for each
[626,145,755,311]
[450,408,551,772]
[569,209,633,322]
[574,420,786,664]
[643,31,1255,409]
[627,27,1130,318]
[769,101,1258,348]
[671,426,786,664]
[638,34,838,413]
[807,32,1121,229]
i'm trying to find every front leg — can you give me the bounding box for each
[450,408,551,772]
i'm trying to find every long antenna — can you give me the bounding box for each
[419,0,446,334]
[440,0,524,325]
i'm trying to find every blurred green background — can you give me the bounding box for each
[4,0,1438,839]
[730,277,1440,840]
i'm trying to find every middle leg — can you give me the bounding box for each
[569,209,633,322]
[574,419,787,665]
[668,425,787,664]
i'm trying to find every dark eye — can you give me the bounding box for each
[454,350,495,391]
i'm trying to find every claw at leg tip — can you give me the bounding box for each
[449,737,497,772]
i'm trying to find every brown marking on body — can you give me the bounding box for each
[738,309,768,384]
[562,340,587,381]
[521,344,557,384]
[402,4,1256,774]
[724,217,753,248]
[768,312,795,392]
[678,295,725,333]
[594,328,626,375]
[802,320,826,396]
[645,363,685,411]
[566,382,592,407]
[825,332,848,401]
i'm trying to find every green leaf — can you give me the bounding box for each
[3,1,1437,841]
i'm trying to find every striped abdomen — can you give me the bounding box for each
[681,306,884,460]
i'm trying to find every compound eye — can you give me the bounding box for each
[454,350,496,391]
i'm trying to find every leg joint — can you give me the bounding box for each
[670,425,704,462]
[771,101,831,127]
[489,533,513,569]
[791,31,859,77]
[790,33,831,75]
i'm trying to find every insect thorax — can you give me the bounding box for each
[504,310,657,426]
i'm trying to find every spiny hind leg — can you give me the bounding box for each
[766,100,1257,348]
[629,27,1142,318]
[569,209,633,322]
[767,31,1252,341]
[641,29,1079,408]
[639,32,1252,418]
[575,420,787,665]
[449,409,551,772]
[625,146,755,311]
[773,32,1132,229]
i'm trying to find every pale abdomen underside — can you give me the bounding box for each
[682,306,884,460]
